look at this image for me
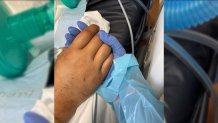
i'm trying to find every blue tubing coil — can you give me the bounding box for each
[165,0,218,31]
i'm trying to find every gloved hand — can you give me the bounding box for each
[65,21,126,58]
[65,21,88,47]
[65,21,126,78]
[97,30,126,78]
[64,21,164,123]
[24,112,49,123]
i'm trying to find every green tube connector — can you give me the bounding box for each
[61,0,81,8]
[0,2,54,78]
[7,2,54,45]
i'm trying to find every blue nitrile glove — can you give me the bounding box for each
[65,21,88,47]
[24,112,49,123]
[65,21,126,78]
[98,30,126,58]
[64,21,163,123]
[65,21,126,58]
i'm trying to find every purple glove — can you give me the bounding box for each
[98,30,126,58]
[65,21,126,79]
[24,112,49,123]
[65,21,88,47]
[65,21,126,58]
[97,30,126,78]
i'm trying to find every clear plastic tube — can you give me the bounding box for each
[165,35,218,123]
[166,30,218,52]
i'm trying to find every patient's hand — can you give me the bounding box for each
[55,24,113,123]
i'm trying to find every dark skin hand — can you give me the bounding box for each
[55,24,113,123]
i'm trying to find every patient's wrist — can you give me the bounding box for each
[54,79,84,123]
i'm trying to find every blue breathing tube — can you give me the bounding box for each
[165,1,218,31]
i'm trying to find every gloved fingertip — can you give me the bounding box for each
[98,30,107,38]
[98,30,113,46]
[68,26,73,31]
[65,33,74,47]
[68,26,81,36]
[65,33,73,40]
[98,31,126,58]
[24,112,49,123]
[77,21,88,30]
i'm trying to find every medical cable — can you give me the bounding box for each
[118,0,152,54]
[165,35,218,123]
[190,95,206,123]
[118,0,134,54]
[134,0,149,14]
[166,30,218,53]
[133,0,151,29]
[133,0,164,57]
[197,54,218,123]
[93,93,98,123]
